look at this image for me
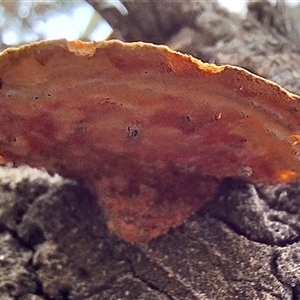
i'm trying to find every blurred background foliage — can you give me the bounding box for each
[0,0,299,51]
[0,0,113,49]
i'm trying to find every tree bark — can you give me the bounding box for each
[1,1,300,299]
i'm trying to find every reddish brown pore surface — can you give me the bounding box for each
[1,40,300,242]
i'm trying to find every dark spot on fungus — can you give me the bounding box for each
[34,96,39,100]
[127,126,139,139]
[75,120,88,132]
[0,78,2,89]
[185,116,191,123]
[6,136,17,143]
[36,55,50,66]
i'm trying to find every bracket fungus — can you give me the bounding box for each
[1,39,300,242]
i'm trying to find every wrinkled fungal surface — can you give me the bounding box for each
[1,39,300,242]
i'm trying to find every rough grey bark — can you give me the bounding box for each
[2,1,300,299]
[1,166,298,300]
